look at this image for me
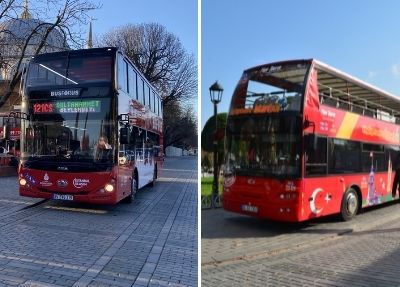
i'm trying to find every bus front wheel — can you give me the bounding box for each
[149,165,157,187]
[340,188,359,221]
[124,174,138,203]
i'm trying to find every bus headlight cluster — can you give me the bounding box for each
[104,183,114,193]
[103,179,116,193]
[19,178,27,186]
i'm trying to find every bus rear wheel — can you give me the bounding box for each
[340,188,359,221]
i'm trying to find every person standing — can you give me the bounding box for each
[392,153,400,199]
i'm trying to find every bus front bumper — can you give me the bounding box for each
[223,194,302,222]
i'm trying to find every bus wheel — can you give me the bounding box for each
[149,165,157,187]
[340,188,359,221]
[125,175,138,203]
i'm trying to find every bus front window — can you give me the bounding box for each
[22,98,116,171]
[225,62,308,178]
[225,115,301,178]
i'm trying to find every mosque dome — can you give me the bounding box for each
[0,18,68,52]
[0,3,69,80]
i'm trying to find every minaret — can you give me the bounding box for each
[21,0,31,19]
[85,20,93,49]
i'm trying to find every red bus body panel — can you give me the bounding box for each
[224,172,393,222]
[19,166,123,204]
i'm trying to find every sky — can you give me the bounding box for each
[88,0,198,111]
[201,0,400,128]
[90,0,197,58]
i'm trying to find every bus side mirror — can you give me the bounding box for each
[306,134,318,151]
[120,127,130,144]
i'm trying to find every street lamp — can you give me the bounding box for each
[209,81,223,207]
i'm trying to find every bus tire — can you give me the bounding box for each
[149,165,157,187]
[124,173,138,203]
[340,188,359,221]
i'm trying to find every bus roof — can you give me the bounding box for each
[30,47,117,61]
[246,59,400,116]
[314,59,400,116]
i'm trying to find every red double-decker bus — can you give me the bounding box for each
[17,47,163,204]
[223,59,400,221]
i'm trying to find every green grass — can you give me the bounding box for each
[201,176,223,196]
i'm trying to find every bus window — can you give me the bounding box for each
[305,136,327,176]
[328,139,361,174]
[151,91,155,113]
[138,79,144,105]
[117,55,127,92]
[142,80,146,105]
[361,143,385,172]
[125,61,129,93]
[146,85,151,109]
[128,67,137,99]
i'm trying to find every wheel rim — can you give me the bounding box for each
[346,192,358,215]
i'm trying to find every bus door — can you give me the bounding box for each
[118,123,134,196]
[129,128,152,188]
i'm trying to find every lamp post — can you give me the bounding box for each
[209,81,223,207]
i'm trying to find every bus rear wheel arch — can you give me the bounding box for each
[340,187,360,221]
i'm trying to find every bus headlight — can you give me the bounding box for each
[19,178,27,186]
[104,183,114,193]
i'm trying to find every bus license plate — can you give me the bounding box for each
[53,194,74,201]
[241,204,258,213]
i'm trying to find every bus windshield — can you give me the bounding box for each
[22,98,115,171]
[225,62,309,178]
[27,52,113,87]
[225,115,301,178]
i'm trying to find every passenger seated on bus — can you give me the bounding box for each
[94,135,112,161]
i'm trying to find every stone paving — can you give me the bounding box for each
[0,157,197,287]
[202,204,400,286]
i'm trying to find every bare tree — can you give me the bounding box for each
[0,0,99,108]
[98,23,197,107]
[163,99,197,151]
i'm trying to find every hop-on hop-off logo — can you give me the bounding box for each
[73,178,90,189]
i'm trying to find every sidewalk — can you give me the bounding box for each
[202,203,400,267]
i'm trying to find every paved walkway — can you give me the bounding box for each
[0,157,197,287]
[202,204,400,266]
[202,203,400,286]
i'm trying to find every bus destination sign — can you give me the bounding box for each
[50,89,80,97]
[33,100,101,114]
